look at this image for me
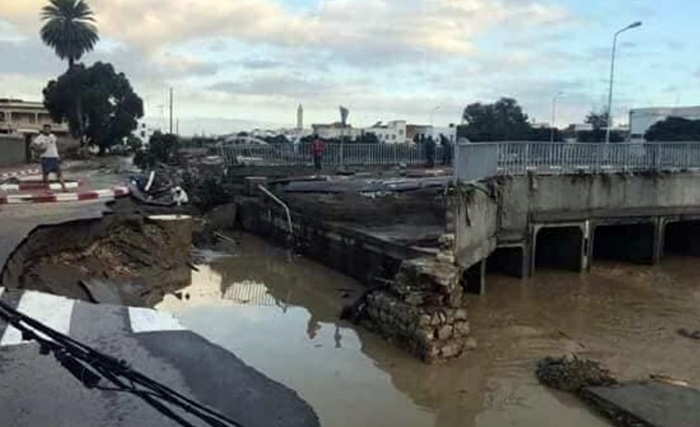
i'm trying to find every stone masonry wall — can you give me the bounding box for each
[361,235,475,363]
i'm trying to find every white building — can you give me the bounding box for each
[364,120,407,144]
[311,123,364,140]
[133,120,159,143]
[629,106,700,142]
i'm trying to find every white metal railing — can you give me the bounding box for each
[221,143,451,167]
[454,142,700,183]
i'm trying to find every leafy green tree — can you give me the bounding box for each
[584,110,610,131]
[126,135,143,153]
[582,110,624,142]
[43,62,144,153]
[461,97,531,141]
[133,132,180,169]
[645,117,700,141]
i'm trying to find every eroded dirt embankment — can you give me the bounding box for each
[1,211,192,307]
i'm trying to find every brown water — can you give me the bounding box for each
[157,235,700,427]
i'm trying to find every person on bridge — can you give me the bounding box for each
[31,124,67,192]
[425,135,436,168]
[440,134,453,166]
[310,135,325,172]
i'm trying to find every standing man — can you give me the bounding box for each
[440,134,452,166]
[426,135,436,168]
[310,134,325,173]
[31,124,67,192]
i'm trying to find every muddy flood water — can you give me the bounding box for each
[157,234,700,427]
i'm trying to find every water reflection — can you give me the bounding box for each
[157,235,700,427]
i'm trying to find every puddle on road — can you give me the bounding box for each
[156,234,700,427]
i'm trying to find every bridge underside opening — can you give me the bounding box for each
[593,223,654,263]
[535,226,583,271]
[487,247,526,278]
[665,221,700,256]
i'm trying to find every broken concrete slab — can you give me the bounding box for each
[582,382,700,427]
[79,279,123,305]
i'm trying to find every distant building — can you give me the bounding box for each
[134,120,159,143]
[311,122,363,140]
[296,104,303,130]
[0,99,69,136]
[406,124,429,142]
[629,106,700,142]
[364,120,407,144]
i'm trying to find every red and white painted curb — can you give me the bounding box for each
[0,168,40,179]
[0,180,81,192]
[0,186,129,205]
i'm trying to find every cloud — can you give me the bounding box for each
[239,58,285,70]
[209,73,334,98]
[2,0,571,66]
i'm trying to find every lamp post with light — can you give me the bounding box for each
[551,92,564,143]
[605,21,642,144]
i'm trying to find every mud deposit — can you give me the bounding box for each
[2,213,191,307]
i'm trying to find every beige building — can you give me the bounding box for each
[0,99,69,135]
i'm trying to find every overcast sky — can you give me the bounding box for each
[1,0,699,135]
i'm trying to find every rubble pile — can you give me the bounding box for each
[362,255,475,363]
[536,355,618,393]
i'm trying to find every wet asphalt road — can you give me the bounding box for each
[0,200,320,427]
[0,290,319,427]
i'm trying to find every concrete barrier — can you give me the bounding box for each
[0,135,27,167]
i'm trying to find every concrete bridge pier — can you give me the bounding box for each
[652,217,666,265]
[463,258,487,295]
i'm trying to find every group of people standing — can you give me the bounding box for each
[307,133,453,173]
[420,134,453,168]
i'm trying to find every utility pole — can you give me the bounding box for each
[169,87,174,134]
[176,118,179,135]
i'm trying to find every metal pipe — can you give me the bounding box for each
[258,184,293,235]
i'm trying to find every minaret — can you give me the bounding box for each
[297,104,303,130]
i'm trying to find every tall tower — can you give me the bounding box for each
[297,104,303,130]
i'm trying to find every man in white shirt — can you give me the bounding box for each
[31,124,67,192]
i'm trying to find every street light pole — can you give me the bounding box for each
[430,106,441,127]
[551,92,563,143]
[605,21,642,144]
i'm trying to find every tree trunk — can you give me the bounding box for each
[68,58,85,147]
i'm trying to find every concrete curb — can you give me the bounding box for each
[0,180,82,192]
[0,168,40,179]
[0,186,129,205]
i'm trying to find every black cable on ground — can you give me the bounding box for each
[0,299,245,427]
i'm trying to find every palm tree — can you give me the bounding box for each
[40,0,99,143]
[40,0,99,69]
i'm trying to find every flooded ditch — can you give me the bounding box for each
[151,233,700,427]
